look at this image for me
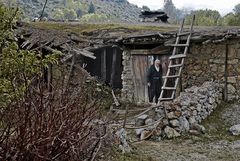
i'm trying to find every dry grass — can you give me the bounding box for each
[28,22,178,35]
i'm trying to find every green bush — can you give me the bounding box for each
[80,13,108,23]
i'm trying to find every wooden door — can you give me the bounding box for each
[132,55,171,103]
[132,55,148,103]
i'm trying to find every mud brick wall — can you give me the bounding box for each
[182,39,240,100]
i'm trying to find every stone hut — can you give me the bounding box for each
[120,27,240,103]
[16,23,240,103]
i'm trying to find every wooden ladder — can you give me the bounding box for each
[158,15,195,102]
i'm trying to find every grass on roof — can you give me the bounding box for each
[29,22,178,34]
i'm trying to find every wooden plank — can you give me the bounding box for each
[101,48,107,82]
[110,48,117,87]
[132,55,148,103]
[162,87,176,90]
[151,45,172,55]
[169,64,183,68]
[163,75,180,79]
[167,44,189,47]
[224,44,229,101]
[169,54,186,59]
[73,49,96,59]
[177,32,191,36]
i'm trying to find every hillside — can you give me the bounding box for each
[1,0,141,22]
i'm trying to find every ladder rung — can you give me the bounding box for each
[163,75,180,79]
[159,98,173,101]
[169,54,186,59]
[162,87,176,90]
[168,44,189,47]
[177,32,191,36]
[169,64,183,68]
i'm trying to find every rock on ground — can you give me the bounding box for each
[229,124,240,136]
[164,126,180,139]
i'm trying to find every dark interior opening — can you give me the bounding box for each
[84,47,123,89]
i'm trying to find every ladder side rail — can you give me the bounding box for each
[171,15,195,99]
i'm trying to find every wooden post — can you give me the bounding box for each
[224,44,229,101]
[47,63,53,92]
[40,0,48,20]
[101,48,107,82]
[64,53,76,93]
[110,47,117,88]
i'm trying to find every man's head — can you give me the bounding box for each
[154,59,160,67]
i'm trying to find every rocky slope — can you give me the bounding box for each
[1,0,141,22]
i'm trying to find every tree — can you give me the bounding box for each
[80,13,108,22]
[76,8,83,18]
[163,0,181,23]
[142,5,150,11]
[51,9,65,21]
[0,5,59,107]
[63,8,77,20]
[88,2,95,14]
[234,3,240,14]
[185,9,221,26]
[221,4,240,26]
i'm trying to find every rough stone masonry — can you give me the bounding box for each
[135,81,223,139]
[182,39,240,101]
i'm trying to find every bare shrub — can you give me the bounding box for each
[0,75,110,160]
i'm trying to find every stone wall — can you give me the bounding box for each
[135,81,223,139]
[182,39,240,100]
[121,39,240,103]
[121,50,134,102]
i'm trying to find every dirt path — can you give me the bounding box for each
[121,102,240,161]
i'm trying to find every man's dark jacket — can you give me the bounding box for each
[147,65,163,102]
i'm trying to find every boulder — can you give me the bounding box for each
[189,117,197,125]
[135,114,148,126]
[164,126,180,139]
[145,118,153,125]
[116,128,132,153]
[135,128,145,136]
[229,124,240,136]
[192,124,206,134]
[170,119,180,127]
[167,112,177,119]
[179,117,190,133]
[189,130,201,135]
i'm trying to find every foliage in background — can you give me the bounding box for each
[0,4,59,108]
[88,1,95,14]
[81,13,108,23]
[0,4,113,160]
[185,9,221,26]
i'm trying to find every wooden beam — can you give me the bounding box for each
[224,44,229,101]
[63,52,76,93]
[73,49,96,59]
[101,48,107,82]
[110,47,117,87]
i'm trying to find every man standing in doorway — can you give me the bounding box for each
[147,59,163,104]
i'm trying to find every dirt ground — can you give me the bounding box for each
[115,102,240,161]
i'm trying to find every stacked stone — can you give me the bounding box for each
[182,40,240,101]
[121,51,134,102]
[135,81,223,139]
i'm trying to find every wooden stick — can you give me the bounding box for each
[122,105,129,128]
[125,117,163,129]
[112,90,120,107]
